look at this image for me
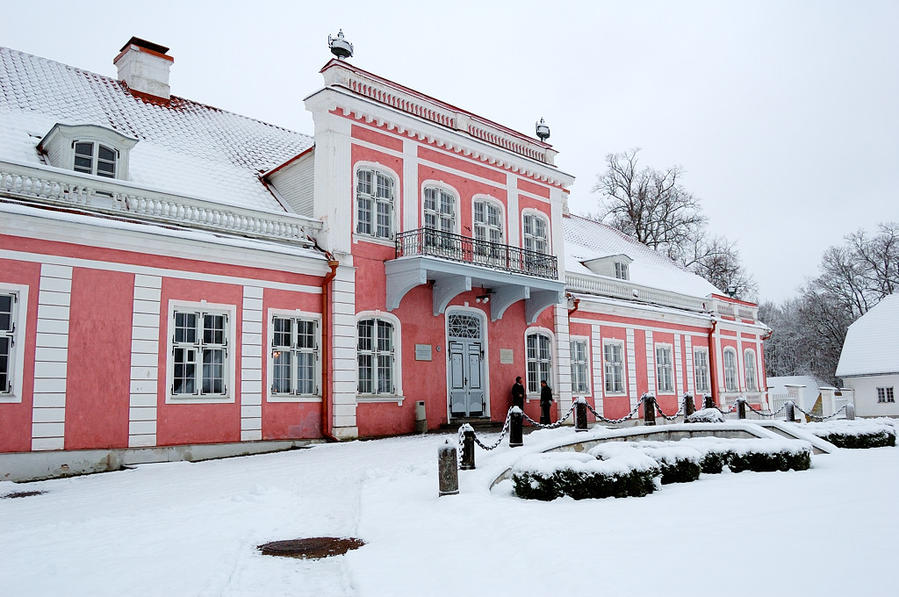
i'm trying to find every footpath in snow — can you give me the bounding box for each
[1,427,897,597]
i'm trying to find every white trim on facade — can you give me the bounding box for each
[0,282,28,405]
[524,325,556,400]
[265,307,323,404]
[355,309,404,402]
[128,274,161,447]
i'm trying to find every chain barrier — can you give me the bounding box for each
[743,400,788,418]
[655,398,685,421]
[584,400,642,425]
[791,402,848,422]
[470,409,514,451]
[712,402,740,415]
[521,402,576,429]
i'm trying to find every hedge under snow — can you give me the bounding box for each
[799,420,896,449]
[511,438,812,500]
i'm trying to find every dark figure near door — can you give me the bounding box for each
[511,376,525,409]
[539,380,553,424]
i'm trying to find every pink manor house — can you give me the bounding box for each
[0,38,768,480]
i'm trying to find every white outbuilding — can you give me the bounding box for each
[836,294,899,417]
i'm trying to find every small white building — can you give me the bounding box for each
[836,294,899,417]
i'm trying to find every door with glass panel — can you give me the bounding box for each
[447,313,485,417]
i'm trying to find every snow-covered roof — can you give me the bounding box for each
[836,293,899,377]
[0,46,313,212]
[563,214,721,298]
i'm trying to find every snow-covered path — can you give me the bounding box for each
[1,430,897,596]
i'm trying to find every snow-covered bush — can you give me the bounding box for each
[685,408,725,423]
[591,442,702,484]
[801,420,895,449]
[511,451,659,501]
[681,438,812,473]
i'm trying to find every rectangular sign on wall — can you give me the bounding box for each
[500,348,514,364]
[415,344,433,361]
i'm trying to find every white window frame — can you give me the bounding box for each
[655,343,675,395]
[356,310,403,401]
[354,163,398,242]
[73,140,118,178]
[165,300,236,404]
[743,348,758,392]
[693,347,710,394]
[524,327,555,397]
[0,284,28,404]
[603,339,626,396]
[267,309,322,403]
[472,195,506,264]
[876,387,895,403]
[614,261,630,280]
[521,209,550,255]
[569,337,590,395]
[723,347,738,393]
[421,180,459,235]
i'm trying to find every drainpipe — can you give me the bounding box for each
[708,318,719,407]
[567,293,580,316]
[321,259,340,441]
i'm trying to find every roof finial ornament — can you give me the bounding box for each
[328,29,354,60]
[535,117,550,142]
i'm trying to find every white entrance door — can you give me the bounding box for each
[448,314,485,417]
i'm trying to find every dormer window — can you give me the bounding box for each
[614,261,629,280]
[38,123,137,180]
[582,253,634,280]
[74,142,118,178]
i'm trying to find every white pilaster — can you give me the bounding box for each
[240,286,264,441]
[645,330,655,395]
[32,264,72,451]
[673,334,683,398]
[626,328,637,409]
[685,336,695,394]
[403,139,419,233]
[128,274,161,447]
[591,324,603,416]
[331,264,358,439]
[554,303,572,420]
[507,174,520,248]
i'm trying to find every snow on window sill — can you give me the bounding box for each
[267,394,322,403]
[357,394,404,406]
[353,234,395,248]
[166,394,234,405]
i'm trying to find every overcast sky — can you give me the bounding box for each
[5,0,897,302]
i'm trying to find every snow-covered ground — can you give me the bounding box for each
[1,428,897,597]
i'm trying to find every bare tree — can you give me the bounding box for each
[593,149,756,298]
[759,299,813,377]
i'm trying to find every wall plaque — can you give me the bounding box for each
[415,344,433,361]
[500,348,514,364]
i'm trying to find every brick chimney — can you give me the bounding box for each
[114,37,173,100]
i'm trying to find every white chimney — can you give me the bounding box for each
[114,37,173,100]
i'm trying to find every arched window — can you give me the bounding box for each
[723,348,738,392]
[473,197,504,264]
[522,212,549,254]
[525,330,553,394]
[744,349,758,391]
[356,167,395,239]
[423,185,456,234]
[357,317,396,395]
[74,141,117,178]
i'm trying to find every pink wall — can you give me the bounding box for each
[64,268,132,450]
[0,259,40,453]
[155,278,243,446]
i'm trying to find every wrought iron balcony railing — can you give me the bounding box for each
[395,228,558,280]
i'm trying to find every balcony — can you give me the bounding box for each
[395,228,558,279]
[386,228,564,323]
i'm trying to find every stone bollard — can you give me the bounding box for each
[785,401,795,423]
[703,395,715,410]
[684,394,695,418]
[846,403,856,420]
[509,407,523,447]
[575,397,588,432]
[643,394,656,426]
[438,440,459,496]
[737,398,747,420]
[459,424,476,470]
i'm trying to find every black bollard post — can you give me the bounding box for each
[509,407,523,447]
[438,440,459,496]
[684,394,695,418]
[703,395,715,410]
[575,398,588,432]
[737,398,747,420]
[785,401,795,423]
[643,394,656,426]
[460,425,476,470]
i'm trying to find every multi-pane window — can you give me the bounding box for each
[723,348,738,392]
[473,199,504,262]
[171,310,229,396]
[614,262,629,280]
[73,141,116,178]
[877,387,895,403]
[526,332,552,393]
[656,345,674,394]
[570,339,589,394]
[744,349,758,391]
[693,348,710,393]
[358,318,395,394]
[0,293,15,394]
[523,213,548,255]
[271,316,318,396]
[423,187,456,237]
[356,168,394,239]
[604,341,625,394]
